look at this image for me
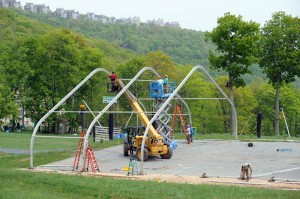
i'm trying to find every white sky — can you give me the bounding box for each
[20,0,299,31]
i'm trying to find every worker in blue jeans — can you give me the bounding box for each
[189,125,193,142]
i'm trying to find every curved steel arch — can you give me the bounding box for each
[140,65,237,174]
[30,68,110,169]
[82,66,192,169]
[81,67,160,168]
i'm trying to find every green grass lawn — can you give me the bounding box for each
[0,131,299,198]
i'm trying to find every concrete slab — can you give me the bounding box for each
[40,140,300,181]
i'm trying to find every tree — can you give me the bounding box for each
[144,50,176,76]
[21,29,103,131]
[205,12,260,135]
[259,12,300,136]
[280,85,300,136]
[0,33,32,129]
[234,84,259,135]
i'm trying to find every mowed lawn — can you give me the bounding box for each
[0,132,299,199]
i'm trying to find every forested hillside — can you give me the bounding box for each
[0,8,136,65]
[0,8,299,137]
[14,8,213,66]
[16,8,300,87]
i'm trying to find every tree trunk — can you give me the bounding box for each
[275,88,280,136]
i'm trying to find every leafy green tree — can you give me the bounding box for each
[0,82,18,123]
[205,12,260,135]
[279,84,300,136]
[144,50,177,76]
[20,29,103,131]
[234,85,259,135]
[0,32,32,128]
[249,78,276,135]
[259,12,300,136]
[118,57,146,79]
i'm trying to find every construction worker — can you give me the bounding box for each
[109,72,117,91]
[189,124,193,142]
[163,75,169,93]
[240,163,252,180]
[186,125,191,144]
[156,76,164,97]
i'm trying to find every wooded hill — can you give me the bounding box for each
[13,8,213,66]
[0,8,299,137]
[13,8,300,87]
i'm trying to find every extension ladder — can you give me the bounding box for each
[170,105,190,144]
[82,143,100,173]
[72,130,100,173]
[72,131,85,171]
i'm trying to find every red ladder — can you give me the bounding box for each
[72,131,85,171]
[170,105,190,144]
[72,130,100,173]
[82,143,100,173]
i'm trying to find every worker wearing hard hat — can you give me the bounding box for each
[163,75,168,93]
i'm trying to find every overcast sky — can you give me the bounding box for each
[20,0,299,31]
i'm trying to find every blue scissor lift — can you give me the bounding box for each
[149,82,176,99]
[149,81,177,148]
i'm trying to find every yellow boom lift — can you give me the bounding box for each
[116,78,173,161]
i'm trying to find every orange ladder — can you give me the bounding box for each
[72,130,100,173]
[82,143,100,173]
[170,105,190,144]
[72,131,85,171]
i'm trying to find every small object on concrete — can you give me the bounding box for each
[171,141,177,149]
[248,143,253,147]
[276,148,292,152]
[201,173,208,178]
[122,166,130,171]
[240,163,252,180]
[268,176,275,182]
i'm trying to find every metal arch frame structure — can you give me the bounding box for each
[81,67,161,165]
[29,65,236,172]
[29,68,110,169]
[82,66,193,169]
[28,65,191,170]
[140,65,237,174]
[81,67,159,167]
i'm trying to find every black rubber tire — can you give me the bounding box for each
[160,145,173,159]
[136,146,149,161]
[123,142,129,156]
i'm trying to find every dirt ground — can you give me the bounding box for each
[31,168,300,190]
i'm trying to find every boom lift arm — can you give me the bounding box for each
[116,78,172,161]
[116,78,163,141]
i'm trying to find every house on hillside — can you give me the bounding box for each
[33,4,50,14]
[24,3,51,13]
[23,2,33,11]
[64,10,79,19]
[0,0,21,8]
[54,8,64,17]
[54,8,79,19]
[86,12,96,20]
